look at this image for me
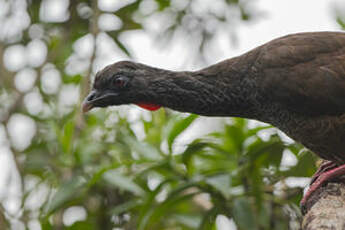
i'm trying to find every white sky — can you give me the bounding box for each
[125,0,342,70]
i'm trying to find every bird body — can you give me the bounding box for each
[83,32,345,210]
[246,32,345,164]
[85,31,345,164]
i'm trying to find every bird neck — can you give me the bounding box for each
[149,61,259,118]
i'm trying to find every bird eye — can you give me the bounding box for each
[114,77,126,88]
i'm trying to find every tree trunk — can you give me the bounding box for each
[302,182,345,229]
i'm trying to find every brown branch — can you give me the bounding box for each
[80,0,100,100]
[302,182,345,229]
[0,204,9,229]
[75,0,99,130]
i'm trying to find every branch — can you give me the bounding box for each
[75,0,99,131]
[0,204,9,229]
[81,0,100,99]
[302,182,345,229]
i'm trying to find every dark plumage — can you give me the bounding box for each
[83,31,345,211]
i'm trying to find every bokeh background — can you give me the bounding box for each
[0,0,345,229]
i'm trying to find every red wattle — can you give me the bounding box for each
[136,103,161,111]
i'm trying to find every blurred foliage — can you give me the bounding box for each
[334,2,345,30]
[0,0,330,229]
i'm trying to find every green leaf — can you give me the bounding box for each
[141,192,198,230]
[87,166,117,188]
[232,198,258,230]
[246,125,272,137]
[124,136,163,160]
[41,218,53,230]
[155,0,171,11]
[281,150,317,177]
[182,140,209,175]
[113,36,131,57]
[61,119,75,154]
[138,181,198,230]
[137,179,171,229]
[45,176,86,215]
[62,74,83,84]
[205,174,231,199]
[114,1,142,31]
[67,221,95,230]
[167,114,198,153]
[336,17,345,30]
[218,118,248,153]
[173,214,202,229]
[103,170,145,196]
[257,203,271,229]
[247,136,285,167]
[109,199,142,215]
[199,208,218,230]
[249,165,263,207]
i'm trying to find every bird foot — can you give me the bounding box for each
[300,161,345,214]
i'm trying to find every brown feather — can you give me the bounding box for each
[85,31,345,164]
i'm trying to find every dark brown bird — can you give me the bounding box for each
[83,32,345,213]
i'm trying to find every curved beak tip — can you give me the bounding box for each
[82,101,93,113]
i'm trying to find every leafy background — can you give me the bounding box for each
[0,0,344,229]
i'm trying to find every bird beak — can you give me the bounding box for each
[82,90,120,113]
[82,90,97,113]
[82,101,93,113]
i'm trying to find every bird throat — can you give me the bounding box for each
[136,103,161,111]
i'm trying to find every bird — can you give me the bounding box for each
[82,31,345,214]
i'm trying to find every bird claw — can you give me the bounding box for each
[300,161,345,215]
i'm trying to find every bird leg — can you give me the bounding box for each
[300,161,345,214]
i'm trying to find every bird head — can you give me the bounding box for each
[82,61,162,113]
